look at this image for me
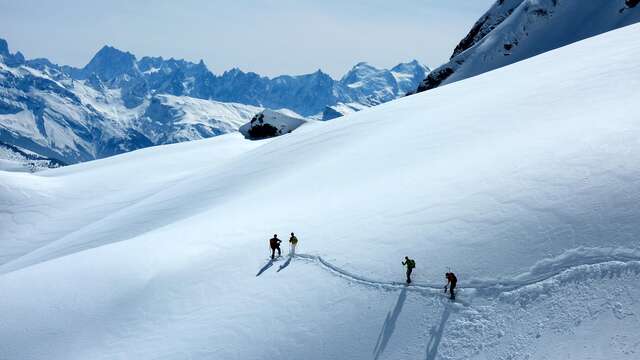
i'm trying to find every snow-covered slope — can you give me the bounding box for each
[1,24,640,359]
[416,0,640,92]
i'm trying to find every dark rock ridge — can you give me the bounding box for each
[416,0,640,93]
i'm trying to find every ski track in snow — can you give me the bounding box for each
[292,247,640,299]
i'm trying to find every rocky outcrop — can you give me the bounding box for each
[416,0,640,94]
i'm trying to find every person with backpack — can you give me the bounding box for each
[402,256,416,284]
[289,232,299,256]
[445,272,457,300]
[269,234,282,259]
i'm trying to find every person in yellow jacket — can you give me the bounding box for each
[289,232,299,256]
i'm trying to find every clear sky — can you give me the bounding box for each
[0,0,494,78]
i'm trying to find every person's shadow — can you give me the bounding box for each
[277,256,293,272]
[425,305,451,360]
[373,287,408,360]
[256,259,274,276]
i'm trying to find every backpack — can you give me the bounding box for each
[407,259,416,269]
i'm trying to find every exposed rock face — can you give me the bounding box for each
[0,38,25,67]
[415,0,640,93]
[321,106,344,121]
[81,46,138,82]
[239,109,308,140]
[415,67,454,93]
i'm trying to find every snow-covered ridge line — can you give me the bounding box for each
[415,0,640,93]
[294,247,640,294]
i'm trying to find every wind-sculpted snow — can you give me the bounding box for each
[1,24,640,360]
[498,260,640,305]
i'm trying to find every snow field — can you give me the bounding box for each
[1,23,640,359]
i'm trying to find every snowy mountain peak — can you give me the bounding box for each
[390,61,430,96]
[0,38,25,67]
[0,38,9,55]
[341,62,382,84]
[82,45,139,80]
[93,45,136,62]
[339,60,430,98]
[391,59,429,73]
[223,67,242,76]
[352,61,377,70]
[312,69,327,76]
[307,69,332,79]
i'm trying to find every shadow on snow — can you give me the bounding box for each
[277,255,293,272]
[373,287,408,360]
[256,259,274,277]
[425,305,451,360]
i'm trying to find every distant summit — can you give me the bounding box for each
[82,45,138,81]
[0,38,25,67]
[0,38,9,55]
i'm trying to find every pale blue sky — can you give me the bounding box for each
[0,0,494,77]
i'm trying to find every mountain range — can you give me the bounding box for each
[14,42,429,117]
[0,39,429,165]
[2,0,639,167]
